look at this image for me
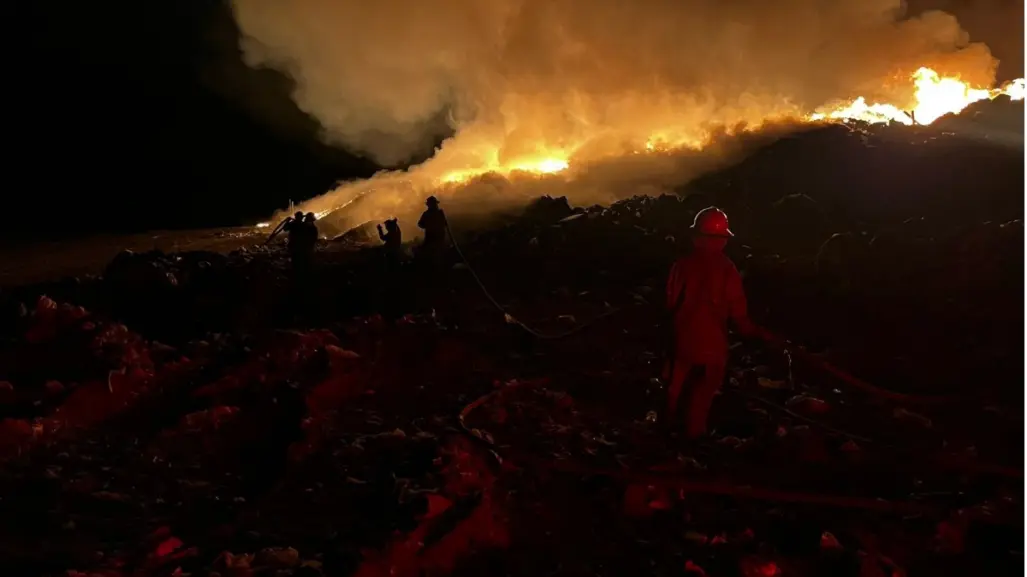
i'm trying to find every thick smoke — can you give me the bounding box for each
[230,0,999,234]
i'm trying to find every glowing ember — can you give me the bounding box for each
[255,222,270,229]
[811,67,1025,126]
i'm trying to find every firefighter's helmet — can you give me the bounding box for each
[691,207,734,237]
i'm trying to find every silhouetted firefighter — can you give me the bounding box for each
[287,212,318,276]
[417,195,448,272]
[301,212,318,246]
[284,213,318,321]
[266,210,318,277]
[377,218,403,269]
[415,196,451,316]
[377,218,404,321]
[664,207,768,439]
[266,211,304,245]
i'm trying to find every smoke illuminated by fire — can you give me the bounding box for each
[254,66,1024,230]
[235,0,1025,232]
[415,68,1023,189]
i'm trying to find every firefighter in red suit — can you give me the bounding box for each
[664,207,764,438]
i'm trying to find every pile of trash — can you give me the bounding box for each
[4,121,1013,393]
[0,119,1021,576]
[0,303,499,576]
[0,296,173,456]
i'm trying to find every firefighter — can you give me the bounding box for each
[664,207,765,439]
[287,213,317,273]
[415,195,453,318]
[377,218,403,266]
[281,211,304,245]
[377,218,405,321]
[302,212,319,245]
[416,195,448,270]
[266,211,304,245]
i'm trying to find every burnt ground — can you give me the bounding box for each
[0,122,1022,577]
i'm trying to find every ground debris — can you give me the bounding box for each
[1,128,1022,576]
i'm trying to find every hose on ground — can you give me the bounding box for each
[727,388,874,443]
[457,380,940,514]
[457,379,1021,515]
[761,330,963,405]
[442,217,967,408]
[445,221,632,340]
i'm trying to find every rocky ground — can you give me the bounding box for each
[0,121,1022,577]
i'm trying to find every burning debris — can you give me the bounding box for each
[810,67,1024,126]
[258,68,1024,243]
[0,85,1022,576]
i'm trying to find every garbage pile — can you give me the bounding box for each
[451,123,1022,394]
[0,298,507,577]
[0,120,1021,576]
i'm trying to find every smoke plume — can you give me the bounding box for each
[230,0,1000,233]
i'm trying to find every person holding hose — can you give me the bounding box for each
[265,211,305,245]
[664,207,767,439]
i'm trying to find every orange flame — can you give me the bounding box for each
[810,67,1024,126]
[256,67,1025,229]
[434,67,1024,186]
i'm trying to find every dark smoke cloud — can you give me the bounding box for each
[229,0,1007,232]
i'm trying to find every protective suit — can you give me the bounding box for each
[665,207,759,438]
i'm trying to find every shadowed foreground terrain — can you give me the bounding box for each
[0,121,1021,577]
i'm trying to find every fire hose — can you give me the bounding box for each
[457,379,1021,519]
[445,220,966,406]
[445,221,632,340]
[264,217,290,245]
[759,331,963,405]
[759,329,962,405]
[457,379,935,515]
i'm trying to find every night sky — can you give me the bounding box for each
[9,1,397,242]
[8,0,1023,242]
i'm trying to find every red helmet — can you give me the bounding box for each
[691,207,733,237]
